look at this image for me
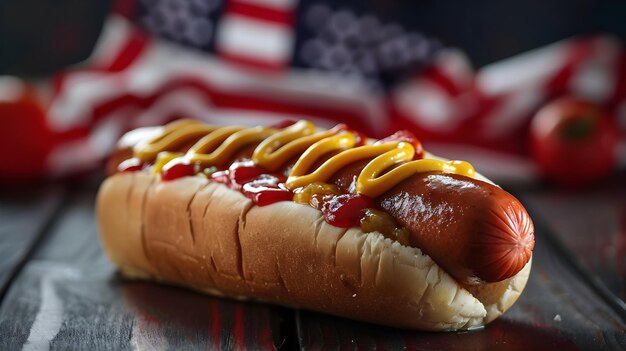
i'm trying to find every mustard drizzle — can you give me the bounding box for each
[132,119,476,197]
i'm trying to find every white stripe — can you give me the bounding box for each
[130,88,335,128]
[393,79,462,132]
[216,14,293,63]
[432,49,473,90]
[47,109,130,175]
[569,37,620,103]
[49,72,125,131]
[477,39,568,95]
[87,16,137,68]
[0,76,26,102]
[570,60,614,102]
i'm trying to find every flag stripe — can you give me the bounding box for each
[216,15,293,66]
[227,1,294,25]
[216,50,285,71]
[105,31,150,72]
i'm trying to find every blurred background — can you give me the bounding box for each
[1,0,625,186]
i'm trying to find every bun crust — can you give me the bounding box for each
[96,172,530,331]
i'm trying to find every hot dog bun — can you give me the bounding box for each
[97,170,531,331]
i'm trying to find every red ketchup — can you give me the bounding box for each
[210,170,231,186]
[117,157,145,173]
[242,175,293,206]
[229,161,268,190]
[212,160,292,206]
[321,194,376,228]
[376,130,424,159]
[212,160,267,190]
[161,159,197,181]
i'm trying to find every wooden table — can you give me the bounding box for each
[1,173,625,350]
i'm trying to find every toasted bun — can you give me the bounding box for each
[96,171,530,331]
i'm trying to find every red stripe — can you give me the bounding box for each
[421,66,465,96]
[105,31,150,72]
[51,27,149,95]
[217,49,287,71]
[227,1,294,25]
[52,72,67,96]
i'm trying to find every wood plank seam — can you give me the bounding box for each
[0,189,68,304]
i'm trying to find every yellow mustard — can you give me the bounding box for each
[252,120,338,171]
[152,151,184,174]
[134,119,214,161]
[133,119,476,197]
[187,126,275,166]
[357,143,475,197]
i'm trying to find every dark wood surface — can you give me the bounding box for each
[0,188,64,298]
[0,186,288,350]
[520,174,626,308]
[1,177,625,350]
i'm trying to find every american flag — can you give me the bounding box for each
[2,0,625,181]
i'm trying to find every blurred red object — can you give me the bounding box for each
[0,78,56,182]
[529,97,619,186]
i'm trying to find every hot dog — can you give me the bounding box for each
[330,163,533,285]
[96,119,534,331]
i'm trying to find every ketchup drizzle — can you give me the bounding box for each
[161,159,197,181]
[242,175,293,206]
[321,194,377,228]
[211,161,293,206]
[117,157,146,173]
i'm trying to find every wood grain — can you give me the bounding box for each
[0,187,64,298]
[296,206,626,351]
[521,174,626,309]
[0,189,286,350]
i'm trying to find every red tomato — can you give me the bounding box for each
[529,98,619,186]
[0,81,55,182]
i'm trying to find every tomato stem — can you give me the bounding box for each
[560,117,595,141]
